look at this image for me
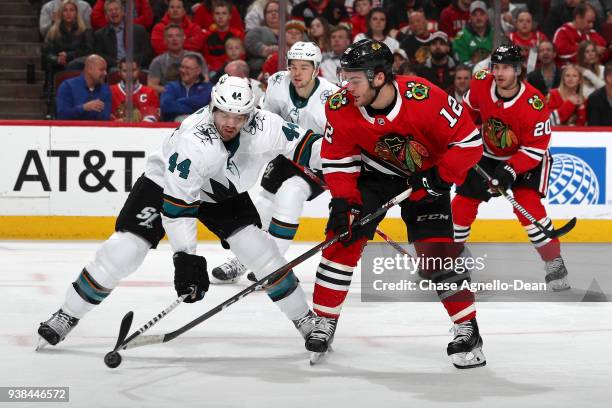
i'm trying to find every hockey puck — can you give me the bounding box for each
[104,351,122,369]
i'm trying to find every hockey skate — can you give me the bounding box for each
[306,316,337,365]
[293,310,317,340]
[545,257,570,292]
[210,257,248,284]
[36,309,79,351]
[447,318,486,369]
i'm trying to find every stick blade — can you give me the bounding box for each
[113,311,134,351]
[549,217,577,239]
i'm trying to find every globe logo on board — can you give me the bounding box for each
[548,154,599,204]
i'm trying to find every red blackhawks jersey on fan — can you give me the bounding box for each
[463,70,551,174]
[322,76,483,204]
[110,82,160,122]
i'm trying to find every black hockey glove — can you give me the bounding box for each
[173,252,209,303]
[409,167,452,199]
[488,162,516,196]
[326,198,362,246]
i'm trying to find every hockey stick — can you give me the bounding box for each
[119,188,413,351]
[375,228,412,257]
[103,288,194,368]
[473,164,576,239]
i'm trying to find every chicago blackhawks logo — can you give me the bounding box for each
[528,95,544,111]
[328,90,348,110]
[474,69,489,80]
[484,118,519,148]
[404,82,430,101]
[374,133,429,173]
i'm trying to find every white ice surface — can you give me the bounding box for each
[1,241,611,408]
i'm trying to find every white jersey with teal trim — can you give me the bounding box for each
[144,106,318,253]
[262,71,338,134]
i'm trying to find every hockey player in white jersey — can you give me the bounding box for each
[37,75,318,349]
[212,42,338,283]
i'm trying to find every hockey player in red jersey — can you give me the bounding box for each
[110,59,160,122]
[306,39,486,369]
[452,44,570,292]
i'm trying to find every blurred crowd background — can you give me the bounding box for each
[2,0,610,125]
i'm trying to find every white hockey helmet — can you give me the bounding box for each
[210,74,256,115]
[287,41,322,79]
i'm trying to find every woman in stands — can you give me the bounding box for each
[576,40,605,99]
[42,0,94,73]
[547,64,587,126]
[308,16,331,53]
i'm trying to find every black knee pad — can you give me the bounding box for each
[115,175,165,248]
[261,155,325,200]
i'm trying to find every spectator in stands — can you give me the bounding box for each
[548,64,587,126]
[160,54,212,121]
[93,0,152,72]
[244,0,282,76]
[439,0,471,40]
[258,20,307,81]
[391,49,409,73]
[543,0,582,39]
[90,0,153,30]
[151,0,204,56]
[419,31,456,89]
[192,0,244,33]
[446,63,471,103]
[320,24,351,83]
[552,3,608,66]
[586,61,612,125]
[291,0,349,27]
[397,61,419,75]
[354,8,400,53]
[244,0,292,32]
[56,54,111,120]
[202,1,244,74]
[398,10,432,64]
[350,0,372,38]
[148,24,208,94]
[452,1,493,65]
[508,10,548,60]
[309,16,331,52]
[224,60,265,105]
[388,0,438,36]
[577,40,606,98]
[110,58,160,122]
[42,0,94,74]
[211,37,246,83]
[40,0,92,37]
[527,40,561,97]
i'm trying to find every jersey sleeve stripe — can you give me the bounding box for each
[321,155,362,164]
[448,129,482,148]
[293,131,321,167]
[162,195,200,218]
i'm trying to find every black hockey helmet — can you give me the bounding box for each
[339,38,394,83]
[490,44,523,67]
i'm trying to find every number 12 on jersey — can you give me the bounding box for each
[439,95,463,128]
[168,152,191,179]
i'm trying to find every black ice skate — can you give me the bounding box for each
[211,257,248,284]
[36,309,79,350]
[293,310,317,340]
[306,316,337,365]
[447,318,486,369]
[545,257,570,292]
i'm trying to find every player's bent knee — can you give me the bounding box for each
[86,231,151,287]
